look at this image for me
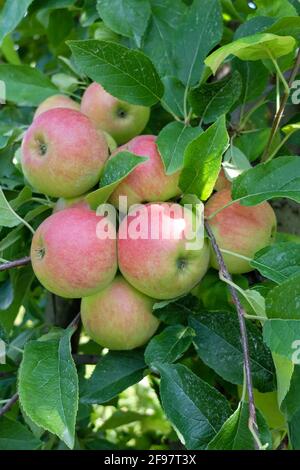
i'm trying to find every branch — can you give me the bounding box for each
[68,312,81,330]
[0,392,19,418]
[0,256,31,272]
[262,49,300,161]
[205,221,260,450]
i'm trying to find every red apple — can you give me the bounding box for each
[21,108,108,198]
[34,94,80,119]
[81,275,159,350]
[109,135,181,207]
[118,202,210,300]
[31,207,117,298]
[205,189,277,274]
[81,82,150,145]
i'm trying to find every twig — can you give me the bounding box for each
[0,256,31,272]
[73,354,100,365]
[262,49,300,161]
[68,312,81,330]
[205,221,260,450]
[0,392,19,418]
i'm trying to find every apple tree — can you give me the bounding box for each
[0,0,300,451]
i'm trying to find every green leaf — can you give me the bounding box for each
[222,145,251,181]
[18,329,79,449]
[266,274,300,320]
[86,151,148,209]
[0,417,41,450]
[100,410,145,431]
[0,64,58,106]
[233,59,269,104]
[0,279,13,310]
[267,17,300,42]
[153,295,201,326]
[281,365,300,420]
[144,325,194,367]
[249,0,298,19]
[232,156,300,206]
[161,76,186,119]
[157,122,202,175]
[47,9,73,48]
[68,39,164,106]
[189,311,275,392]
[235,128,271,162]
[207,401,272,450]
[80,350,146,404]
[264,319,300,361]
[205,33,296,74]
[175,0,223,86]
[0,187,26,228]
[251,243,300,284]
[179,115,229,200]
[157,363,231,449]
[273,353,294,407]
[189,71,242,123]
[0,0,34,44]
[97,0,151,47]
[142,0,186,79]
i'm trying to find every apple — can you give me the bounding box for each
[118,202,210,300]
[109,135,181,207]
[21,108,108,198]
[205,189,277,274]
[214,168,231,192]
[81,82,150,145]
[34,94,80,119]
[31,207,117,298]
[81,275,159,350]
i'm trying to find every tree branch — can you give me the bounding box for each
[0,256,31,272]
[73,354,100,365]
[0,392,19,418]
[262,49,300,162]
[205,221,260,450]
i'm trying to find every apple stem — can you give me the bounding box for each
[0,256,31,272]
[205,220,260,450]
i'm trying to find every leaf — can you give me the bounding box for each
[0,187,25,228]
[234,17,276,40]
[207,401,272,450]
[47,9,73,48]
[249,0,298,19]
[0,64,58,106]
[189,311,275,392]
[281,365,300,420]
[100,410,145,431]
[232,156,300,206]
[232,59,269,104]
[68,39,164,106]
[267,17,300,42]
[86,151,148,209]
[272,353,294,407]
[97,0,151,47]
[156,122,202,175]
[189,71,242,123]
[235,128,271,162]
[205,33,296,74]
[0,417,41,450]
[80,350,146,404]
[157,363,231,449]
[18,329,79,449]
[175,0,223,86]
[161,76,186,118]
[222,145,251,181]
[263,319,300,361]
[0,0,34,44]
[144,325,194,367]
[142,0,186,79]
[153,295,201,326]
[251,243,300,284]
[0,279,13,310]
[266,273,300,320]
[179,115,229,200]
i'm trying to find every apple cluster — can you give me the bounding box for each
[21,83,277,351]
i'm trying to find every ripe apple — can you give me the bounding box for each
[118,202,210,300]
[21,108,108,198]
[81,82,150,145]
[81,275,159,350]
[34,94,80,119]
[31,207,117,298]
[109,135,181,207]
[214,168,231,191]
[205,189,277,274]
